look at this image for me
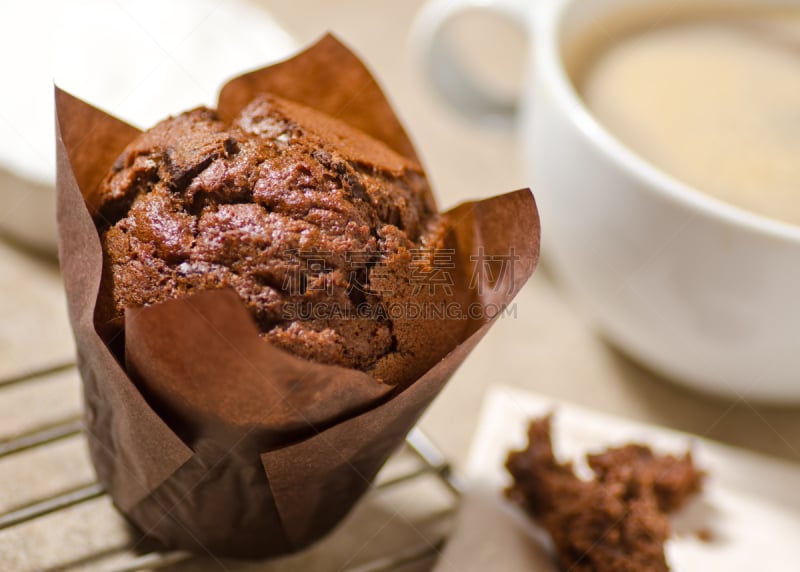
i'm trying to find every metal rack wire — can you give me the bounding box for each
[0,362,462,572]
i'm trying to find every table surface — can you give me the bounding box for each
[1,0,798,569]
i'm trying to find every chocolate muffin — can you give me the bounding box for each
[93,94,463,386]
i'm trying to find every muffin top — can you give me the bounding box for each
[93,94,455,383]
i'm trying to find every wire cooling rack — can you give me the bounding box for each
[0,362,462,572]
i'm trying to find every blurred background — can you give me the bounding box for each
[0,0,798,570]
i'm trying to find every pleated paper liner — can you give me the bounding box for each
[56,34,540,558]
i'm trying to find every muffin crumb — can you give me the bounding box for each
[505,415,704,572]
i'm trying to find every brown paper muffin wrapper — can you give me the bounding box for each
[56,35,540,558]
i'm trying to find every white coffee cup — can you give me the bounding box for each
[415,0,800,403]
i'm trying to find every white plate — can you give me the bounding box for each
[0,0,295,252]
[434,386,800,571]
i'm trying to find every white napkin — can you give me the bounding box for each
[435,386,800,571]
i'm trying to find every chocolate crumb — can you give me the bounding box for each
[695,528,713,543]
[505,415,705,572]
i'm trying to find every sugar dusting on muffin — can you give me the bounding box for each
[93,94,462,385]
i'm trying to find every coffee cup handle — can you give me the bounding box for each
[412,0,530,129]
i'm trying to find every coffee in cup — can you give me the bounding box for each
[567,7,800,226]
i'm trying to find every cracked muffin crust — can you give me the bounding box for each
[93,94,462,386]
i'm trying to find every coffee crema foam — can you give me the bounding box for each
[570,8,800,227]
